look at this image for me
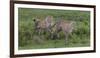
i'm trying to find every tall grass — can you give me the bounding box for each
[18,8,90,50]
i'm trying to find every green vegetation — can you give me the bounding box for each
[18,8,90,50]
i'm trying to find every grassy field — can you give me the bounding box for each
[18,8,90,50]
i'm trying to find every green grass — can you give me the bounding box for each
[19,38,90,50]
[18,8,90,50]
